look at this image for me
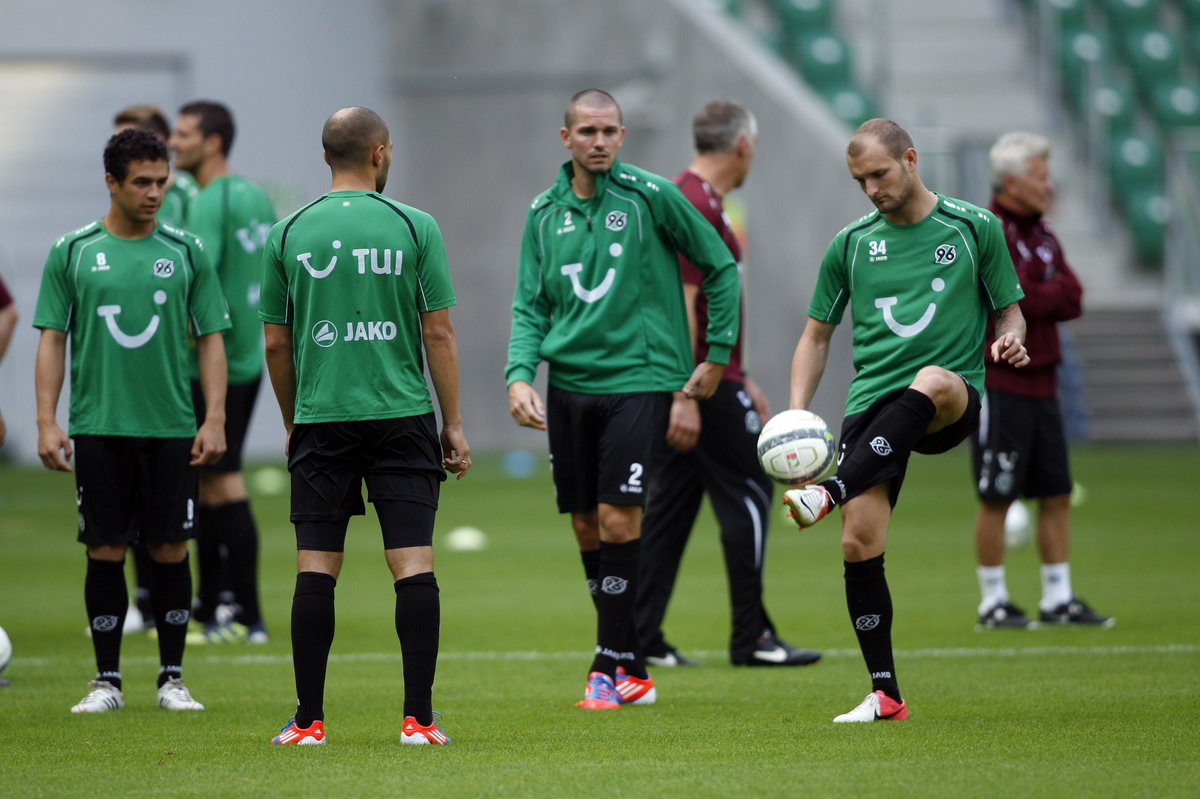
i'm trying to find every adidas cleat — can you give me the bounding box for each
[157,676,204,711]
[400,711,451,745]
[575,671,621,710]
[615,667,657,705]
[70,680,124,714]
[782,485,834,530]
[273,716,326,745]
[833,690,908,723]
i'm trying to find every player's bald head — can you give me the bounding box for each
[847,118,914,161]
[564,89,623,129]
[322,107,390,167]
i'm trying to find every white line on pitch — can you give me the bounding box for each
[10,642,1198,668]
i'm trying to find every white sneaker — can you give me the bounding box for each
[70,680,124,714]
[832,690,908,723]
[782,485,834,529]
[157,676,205,711]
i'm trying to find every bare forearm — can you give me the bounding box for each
[993,302,1026,344]
[0,305,18,362]
[34,330,66,427]
[790,321,833,409]
[424,327,463,427]
[263,324,297,429]
[195,333,228,426]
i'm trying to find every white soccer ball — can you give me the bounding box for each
[445,526,488,552]
[756,409,837,486]
[0,626,11,677]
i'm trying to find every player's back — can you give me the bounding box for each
[259,191,456,424]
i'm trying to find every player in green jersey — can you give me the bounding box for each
[33,129,231,714]
[260,106,469,747]
[782,119,1029,723]
[506,89,740,710]
[113,105,199,228]
[110,105,203,635]
[170,100,275,643]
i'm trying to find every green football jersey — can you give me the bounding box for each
[186,174,275,383]
[258,190,456,424]
[32,220,231,437]
[159,171,200,229]
[809,195,1024,416]
[506,159,740,394]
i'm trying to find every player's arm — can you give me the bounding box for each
[667,282,703,453]
[191,331,228,466]
[790,317,836,410]
[34,328,72,471]
[990,302,1029,368]
[421,307,471,479]
[263,322,297,453]
[0,298,17,447]
[506,208,550,430]
[1015,257,1083,323]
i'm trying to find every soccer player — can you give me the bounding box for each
[506,89,740,709]
[113,105,200,228]
[972,132,1112,630]
[782,119,1029,722]
[103,105,203,635]
[170,101,276,643]
[0,274,16,449]
[635,100,820,668]
[33,128,230,714]
[261,106,469,746]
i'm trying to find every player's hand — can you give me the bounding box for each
[682,361,726,401]
[508,381,547,430]
[990,332,1030,368]
[190,419,227,466]
[441,424,471,480]
[37,422,73,471]
[744,376,771,423]
[666,393,701,453]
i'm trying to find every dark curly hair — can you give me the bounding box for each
[104,128,167,182]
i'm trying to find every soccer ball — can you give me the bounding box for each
[0,626,11,677]
[756,409,837,486]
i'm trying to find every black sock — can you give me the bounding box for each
[589,539,641,678]
[822,389,936,503]
[130,541,154,617]
[151,556,192,687]
[292,571,336,727]
[194,505,224,623]
[395,572,440,726]
[213,500,262,626]
[844,554,900,702]
[579,548,600,610]
[85,557,127,690]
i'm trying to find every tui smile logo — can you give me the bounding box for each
[96,290,167,348]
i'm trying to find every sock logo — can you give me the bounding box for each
[871,671,893,679]
[601,576,629,595]
[855,614,881,631]
[92,615,119,632]
[869,436,892,456]
[586,578,599,596]
[164,609,190,625]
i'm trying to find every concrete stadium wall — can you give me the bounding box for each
[0,0,863,466]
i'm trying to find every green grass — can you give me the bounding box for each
[1,444,1199,798]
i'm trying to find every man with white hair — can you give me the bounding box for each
[971,132,1112,630]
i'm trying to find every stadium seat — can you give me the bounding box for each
[793,31,855,90]
[1148,80,1200,129]
[1119,187,1170,264]
[1057,29,1113,116]
[773,0,834,36]
[1122,27,1183,94]
[1101,0,1163,30]
[1105,130,1165,190]
[1043,0,1091,32]
[1087,78,1140,137]
[820,84,878,128]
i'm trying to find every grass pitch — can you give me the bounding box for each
[1,444,1198,798]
